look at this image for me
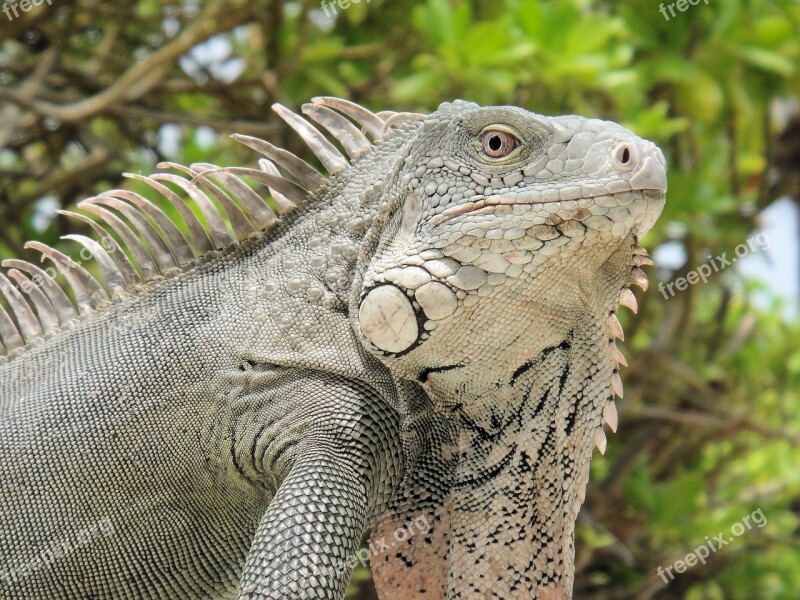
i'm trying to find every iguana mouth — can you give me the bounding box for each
[433,151,667,225]
[433,188,665,224]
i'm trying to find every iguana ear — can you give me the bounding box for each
[357,272,460,357]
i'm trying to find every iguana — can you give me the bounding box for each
[0,97,666,599]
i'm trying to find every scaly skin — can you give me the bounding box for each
[0,99,665,599]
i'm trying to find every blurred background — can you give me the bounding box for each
[0,0,798,598]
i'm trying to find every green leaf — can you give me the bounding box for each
[733,45,795,76]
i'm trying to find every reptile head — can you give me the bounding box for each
[356,100,666,378]
[356,101,666,598]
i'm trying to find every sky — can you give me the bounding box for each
[653,197,798,319]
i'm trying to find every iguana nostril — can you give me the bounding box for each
[614,145,633,166]
[612,143,638,171]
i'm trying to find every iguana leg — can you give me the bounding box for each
[229,371,404,599]
[237,446,367,599]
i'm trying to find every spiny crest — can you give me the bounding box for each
[0,97,426,362]
[592,242,653,459]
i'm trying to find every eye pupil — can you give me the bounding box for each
[482,130,518,158]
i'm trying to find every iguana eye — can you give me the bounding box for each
[481,130,518,158]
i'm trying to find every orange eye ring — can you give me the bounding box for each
[481,130,518,158]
